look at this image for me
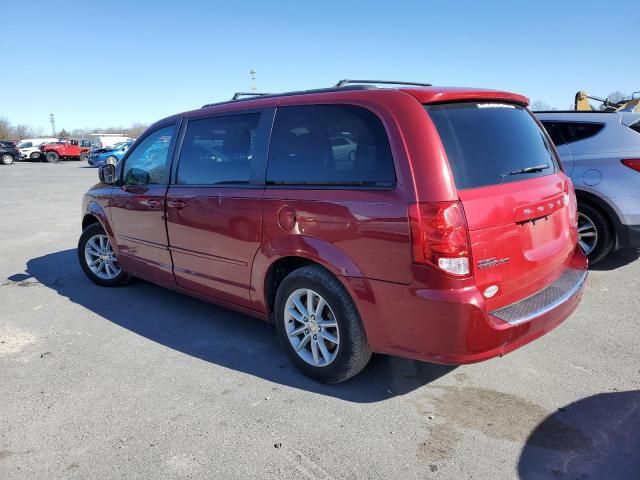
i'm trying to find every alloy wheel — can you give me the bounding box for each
[284,288,340,367]
[84,234,121,280]
[577,212,598,255]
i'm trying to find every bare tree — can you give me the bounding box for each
[13,124,34,140]
[607,91,628,104]
[126,123,148,138]
[531,100,552,111]
[0,118,12,140]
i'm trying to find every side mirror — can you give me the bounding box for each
[124,167,149,186]
[99,164,117,185]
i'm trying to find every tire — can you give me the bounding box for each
[77,223,130,287]
[45,151,59,163]
[1,154,14,165]
[105,155,118,165]
[274,265,371,383]
[80,153,88,162]
[30,152,41,161]
[578,202,614,265]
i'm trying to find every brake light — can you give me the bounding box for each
[408,201,471,276]
[621,159,640,172]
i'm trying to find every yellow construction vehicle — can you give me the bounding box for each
[574,90,640,112]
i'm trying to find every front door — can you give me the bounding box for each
[165,111,270,308]
[110,123,177,285]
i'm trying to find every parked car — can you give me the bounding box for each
[78,81,587,383]
[536,111,640,263]
[17,138,58,161]
[1,141,20,165]
[40,138,92,163]
[87,141,133,166]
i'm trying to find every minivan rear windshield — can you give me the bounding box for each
[426,102,558,190]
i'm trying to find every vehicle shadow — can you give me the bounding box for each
[518,390,640,479]
[590,247,640,271]
[17,249,455,403]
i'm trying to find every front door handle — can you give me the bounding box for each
[167,200,187,210]
[140,198,161,208]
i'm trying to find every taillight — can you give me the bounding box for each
[621,159,640,172]
[408,201,471,276]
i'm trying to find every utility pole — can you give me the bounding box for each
[250,69,257,92]
[49,113,56,137]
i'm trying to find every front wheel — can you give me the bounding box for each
[45,151,59,163]
[1,154,14,165]
[30,152,41,160]
[105,155,118,165]
[78,223,130,286]
[274,265,371,383]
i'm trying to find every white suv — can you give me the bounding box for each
[536,111,640,263]
[17,138,58,161]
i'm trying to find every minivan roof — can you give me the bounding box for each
[151,85,530,129]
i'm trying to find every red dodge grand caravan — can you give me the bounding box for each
[79,80,587,383]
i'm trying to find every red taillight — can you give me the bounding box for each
[621,159,640,172]
[408,201,471,276]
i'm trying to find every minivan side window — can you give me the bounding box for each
[177,113,260,185]
[122,125,175,186]
[266,105,396,186]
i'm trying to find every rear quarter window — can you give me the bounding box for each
[266,104,396,187]
[426,102,559,190]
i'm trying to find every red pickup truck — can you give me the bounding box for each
[40,138,92,163]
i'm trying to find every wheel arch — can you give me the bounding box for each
[575,189,623,248]
[82,202,118,252]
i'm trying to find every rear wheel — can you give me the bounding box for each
[78,223,130,286]
[45,151,59,163]
[577,202,613,264]
[274,265,371,383]
[1,154,14,165]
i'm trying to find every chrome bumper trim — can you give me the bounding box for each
[491,268,587,326]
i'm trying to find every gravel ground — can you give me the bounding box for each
[1,161,639,479]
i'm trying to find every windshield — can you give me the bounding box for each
[426,102,558,190]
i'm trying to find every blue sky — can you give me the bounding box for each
[2,0,638,132]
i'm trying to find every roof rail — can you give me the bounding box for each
[231,92,271,100]
[201,85,376,108]
[334,79,432,88]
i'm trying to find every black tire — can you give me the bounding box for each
[30,152,41,161]
[274,265,371,383]
[77,223,130,287]
[105,155,118,165]
[45,151,59,163]
[1,154,14,165]
[79,153,88,162]
[578,202,614,265]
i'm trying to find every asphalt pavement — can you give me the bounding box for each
[1,161,639,479]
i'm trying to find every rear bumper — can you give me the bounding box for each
[351,247,587,365]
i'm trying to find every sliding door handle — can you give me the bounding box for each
[167,200,187,210]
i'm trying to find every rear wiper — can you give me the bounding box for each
[509,163,550,175]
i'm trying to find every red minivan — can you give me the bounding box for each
[78,81,587,383]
